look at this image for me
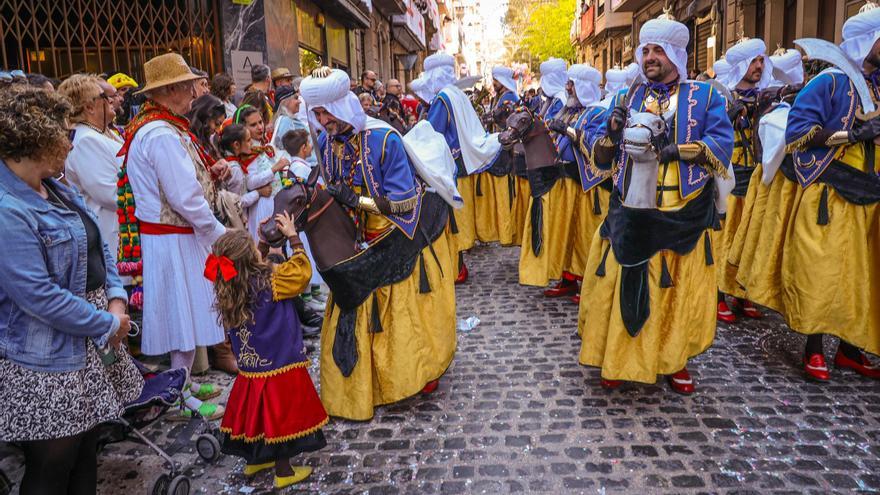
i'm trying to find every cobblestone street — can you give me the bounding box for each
[3,243,880,494]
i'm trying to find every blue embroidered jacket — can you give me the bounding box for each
[318,127,423,239]
[785,71,866,187]
[588,82,734,201]
[572,105,610,192]
[427,91,462,161]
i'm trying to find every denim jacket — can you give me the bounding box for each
[0,160,124,372]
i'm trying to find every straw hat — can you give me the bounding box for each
[136,53,201,94]
[271,67,293,81]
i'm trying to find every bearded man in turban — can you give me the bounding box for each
[579,12,734,395]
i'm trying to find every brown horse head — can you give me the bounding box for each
[260,167,358,271]
[498,106,557,170]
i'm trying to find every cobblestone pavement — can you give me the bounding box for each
[3,243,880,494]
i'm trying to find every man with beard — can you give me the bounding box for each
[476,66,520,246]
[782,3,880,382]
[579,11,734,394]
[714,38,773,324]
[300,67,456,420]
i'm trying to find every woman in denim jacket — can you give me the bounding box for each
[0,86,144,494]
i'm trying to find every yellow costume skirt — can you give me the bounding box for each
[518,178,580,287]
[451,174,477,253]
[474,172,511,244]
[565,186,611,278]
[722,166,767,298]
[501,176,530,246]
[578,229,717,383]
[715,191,747,298]
[319,229,457,420]
[735,172,801,314]
[781,185,880,355]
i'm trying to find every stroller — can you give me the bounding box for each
[95,363,223,495]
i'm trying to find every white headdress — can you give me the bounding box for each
[604,67,629,95]
[712,58,732,87]
[769,48,804,86]
[300,67,366,134]
[568,64,602,107]
[635,11,690,82]
[841,2,880,64]
[725,37,773,90]
[409,75,433,103]
[492,66,518,94]
[423,52,457,99]
[539,57,568,101]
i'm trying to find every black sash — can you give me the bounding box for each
[488,149,513,176]
[780,156,880,205]
[561,160,580,181]
[322,192,449,377]
[513,151,528,178]
[731,164,754,197]
[599,184,715,337]
[527,164,562,198]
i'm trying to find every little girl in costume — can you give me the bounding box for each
[207,220,328,489]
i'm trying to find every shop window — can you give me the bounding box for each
[297,3,325,53]
[300,46,322,76]
[327,17,349,69]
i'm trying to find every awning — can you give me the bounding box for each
[392,0,426,52]
[373,0,406,16]
[325,0,371,29]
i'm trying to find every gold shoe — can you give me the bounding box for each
[243,462,274,477]
[274,466,312,489]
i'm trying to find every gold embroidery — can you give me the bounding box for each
[234,327,272,369]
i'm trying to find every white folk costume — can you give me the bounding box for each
[578,13,734,392]
[782,4,880,380]
[301,68,456,420]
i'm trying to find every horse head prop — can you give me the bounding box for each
[621,111,667,209]
[498,105,557,171]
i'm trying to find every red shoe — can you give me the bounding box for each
[804,353,830,381]
[421,379,439,394]
[739,300,763,319]
[717,301,736,323]
[455,263,469,285]
[667,368,695,395]
[834,351,880,379]
[570,294,581,304]
[600,379,622,390]
[543,280,578,298]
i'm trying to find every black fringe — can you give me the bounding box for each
[592,189,601,215]
[508,174,516,210]
[475,173,483,197]
[418,252,431,294]
[817,185,829,225]
[704,231,714,266]
[448,204,459,234]
[333,308,358,377]
[370,294,383,333]
[530,197,543,256]
[595,243,611,277]
[660,255,673,288]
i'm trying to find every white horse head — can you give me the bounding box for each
[621,111,666,209]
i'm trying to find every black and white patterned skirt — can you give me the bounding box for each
[0,288,144,442]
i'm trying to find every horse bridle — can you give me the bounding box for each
[502,105,537,143]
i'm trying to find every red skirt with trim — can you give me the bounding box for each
[220,364,328,463]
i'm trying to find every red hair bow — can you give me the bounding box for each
[204,254,238,282]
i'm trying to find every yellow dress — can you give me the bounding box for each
[502,175,530,246]
[319,210,457,420]
[518,177,580,287]
[579,160,718,383]
[473,171,511,244]
[566,186,611,279]
[781,143,880,355]
[450,174,477,254]
[716,127,757,298]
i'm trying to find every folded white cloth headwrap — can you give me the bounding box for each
[604,67,629,95]
[841,4,880,64]
[540,57,568,102]
[725,38,773,90]
[492,66,518,95]
[770,49,804,86]
[713,58,732,87]
[568,64,602,107]
[424,52,457,99]
[300,68,367,133]
[410,76,433,104]
[636,15,690,82]
[438,85,502,174]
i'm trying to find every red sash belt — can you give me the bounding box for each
[138,219,194,235]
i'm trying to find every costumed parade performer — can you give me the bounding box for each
[782,2,880,381]
[298,67,457,420]
[578,11,734,394]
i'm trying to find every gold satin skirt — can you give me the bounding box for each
[735,171,802,314]
[565,187,610,279]
[578,229,717,383]
[518,178,580,287]
[716,190,747,298]
[782,185,880,355]
[474,172,511,244]
[319,228,457,420]
[722,166,768,298]
[451,174,477,253]
[501,176,530,247]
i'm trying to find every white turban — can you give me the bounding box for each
[635,16,690,82]
[770,49,804,86]
[492,66,517,94]
[713,58,732,87]
[841,4,880,64]
[300,68,367,134]
[539,58,568,101]
[409,76,433,104]
[604,67,629,95]
[568,64,602,107]
[423,52,457,99]
[725,38,773,90]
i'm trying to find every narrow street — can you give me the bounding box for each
[3,243,879,494]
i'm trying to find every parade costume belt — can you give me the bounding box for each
[513,151,528,178]
[325,192,448,377]
[599,184,715,337]
[731,164,754,197]
[780,157,880,206]
[487,149,513,177]
[561,161,580,182]
[527,163,562,198]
